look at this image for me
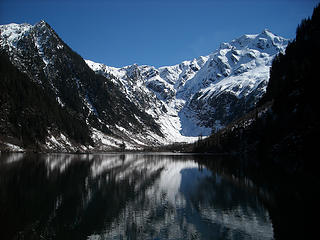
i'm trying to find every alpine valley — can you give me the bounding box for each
[0,21,288,152]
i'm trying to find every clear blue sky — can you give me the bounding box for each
[1,0,319,68]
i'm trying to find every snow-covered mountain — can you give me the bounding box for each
[0,20,288,152]
[0,21,165,151]
[86,29,288,137]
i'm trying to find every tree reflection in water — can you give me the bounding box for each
[0,153,273,240]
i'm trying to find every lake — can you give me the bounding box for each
[0,153,274,240]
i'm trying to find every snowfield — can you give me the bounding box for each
[85,29,288,139]
[0,21,288,151]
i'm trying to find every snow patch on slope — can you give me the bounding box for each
[0,23,32,48]
[0,21,288,149]
[86,29,288,139]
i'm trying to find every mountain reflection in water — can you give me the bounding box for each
[0,153,273,240]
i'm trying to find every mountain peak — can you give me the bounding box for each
[1,21,289,147]
[227,29,288,54]
[262,28,271,34]
[258,28,277,39]
[0,21,55,48]
[34,20,54,32]
[0,22,32,47]
[35,20,48,27]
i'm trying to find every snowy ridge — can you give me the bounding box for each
[0,21,168,151]
[86,29,288,137]
[0,23,32,48]
[0,21,288,151]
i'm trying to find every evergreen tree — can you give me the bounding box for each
[0,50,92,149]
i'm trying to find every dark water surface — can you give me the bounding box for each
[0,153,274,240]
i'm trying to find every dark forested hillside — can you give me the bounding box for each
[194,4,320,175]
[0,21,164,151]
[259,3,320,175]
[264,5,320,112]
[192,6,320,239]
[0,50,92,150]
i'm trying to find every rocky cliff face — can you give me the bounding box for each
[86,29,288,137]
[0,21,164,152]
[0,21,288,151]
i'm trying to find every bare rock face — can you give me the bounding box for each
[87,29,288,137]
[0,21,288,151]
[0,21,163,151]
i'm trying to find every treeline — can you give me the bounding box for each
[0,50,92,149]
[1,20,165,151]
[192,102,272,154]
[192,7,320,239]
[193,4,320,177]
[263,4,320,115]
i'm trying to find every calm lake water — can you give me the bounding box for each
[0,153,274,240]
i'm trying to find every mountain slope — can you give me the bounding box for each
[86,30,288,137]
[0,50,92,151]
[192,4,320,168]
[1,21,287,151]
[0,21,164,151]
[191,6,320,239]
